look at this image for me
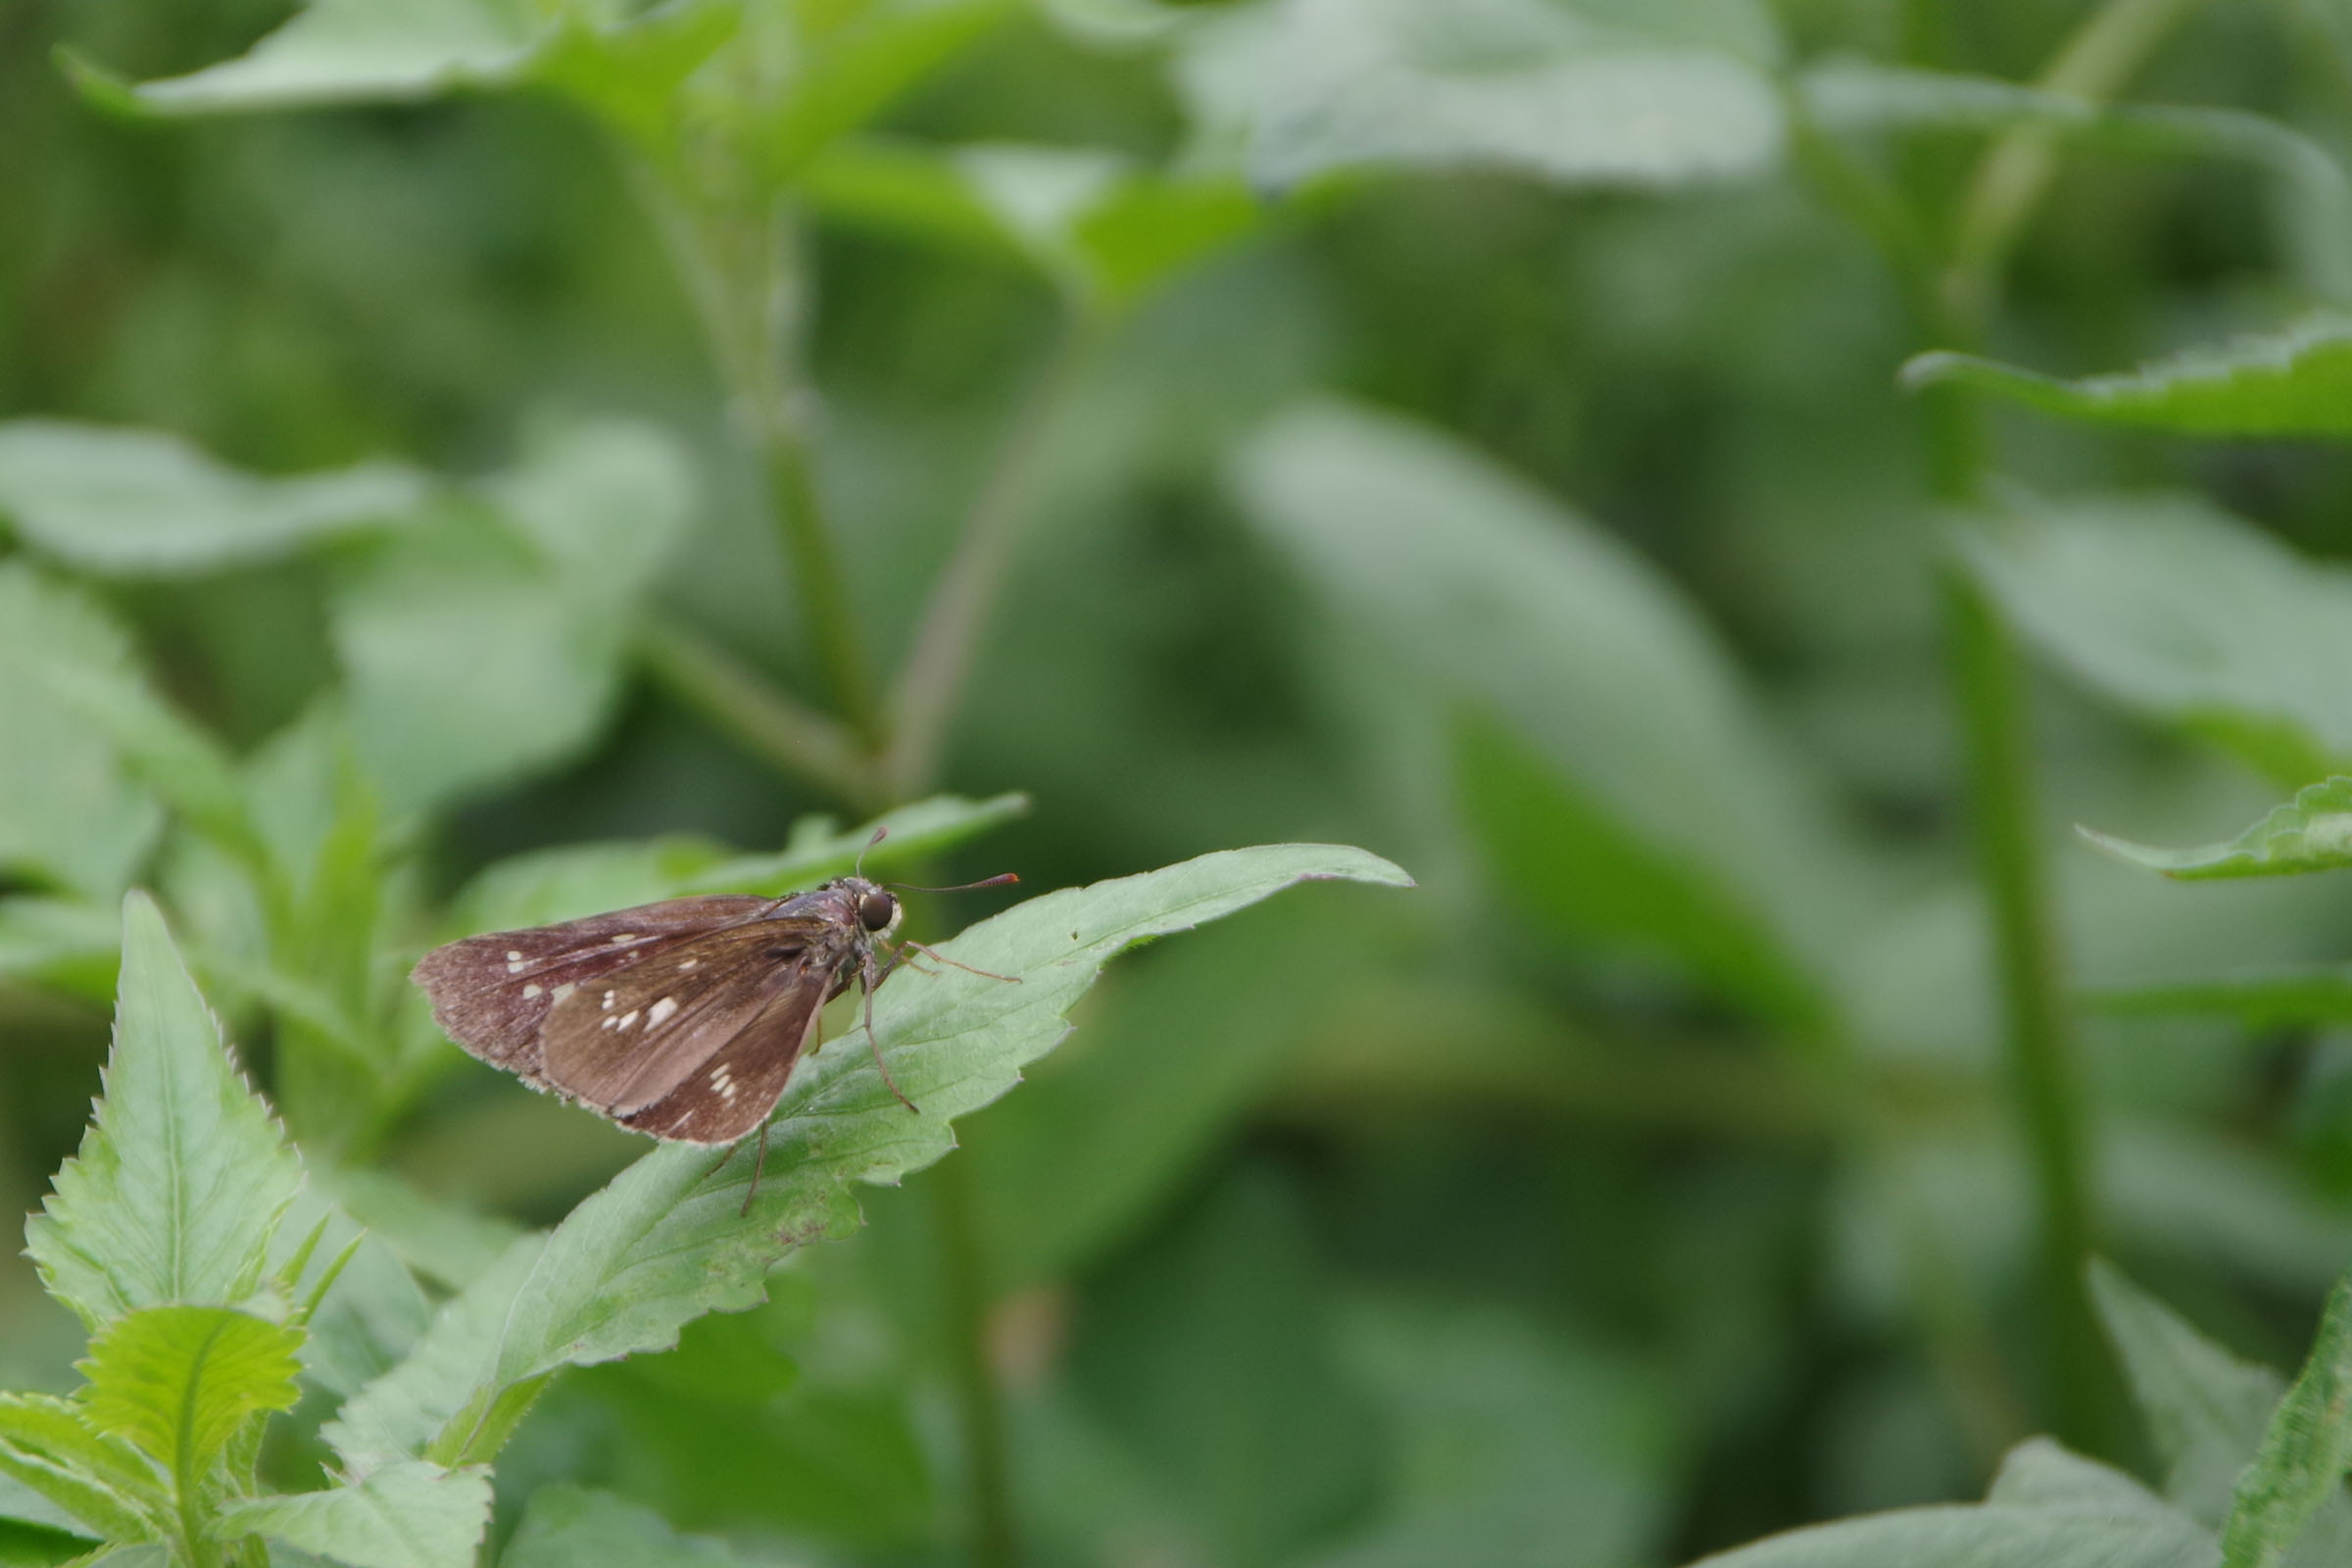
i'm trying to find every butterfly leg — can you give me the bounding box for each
[861,977,921,1114]
[902,940,1021,984]
[738,1123,771,1217]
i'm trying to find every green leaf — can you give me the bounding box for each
[2088,1263,2314,1534]
[2082,780,2352,881]
[103,0,545,112]
[0,1396,167,1547]
[1902,318,2352,437]
[1685,1461,2216,1566]
[0,421,426,575]
[1306,1298,1674,1568]
[2221,1271,2352,1568]
[1181,0,1785,193]
[217,1461,490,1568]
[443,793,1026,936]
[77,1307,302,1501]
[1236,401,1857,1024]
[801,138,1258,312]
[1988,1437,2201,1515]
[325,844,1408,1471]
[1962,496,2352,784]
[673,792,1031,897]
[0,564,164,901]
[0,1474,95,1540]
[757,0,1022,177]
[25,893,307,1327]
[330,418,690,814]
[43,666,276,898]
[497,1486,753,1568]
[1800,62,2352,302]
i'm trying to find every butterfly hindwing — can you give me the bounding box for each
[538,915,858,1127]
[618,981,836,1144]
[411,896,770,1079]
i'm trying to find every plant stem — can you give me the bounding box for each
[932,1155,1017,1568]
[884,312,1098,799]
[1943,0,2215,329]
[637,168,884,746]
[635,613,876,807]
[1942,564,2108,1450]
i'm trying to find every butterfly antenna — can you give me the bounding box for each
[856,824,888,879]
[886,872,1019,893]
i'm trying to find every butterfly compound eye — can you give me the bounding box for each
[858,891,898,932]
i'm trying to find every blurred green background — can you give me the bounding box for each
[12,0,2352,1563]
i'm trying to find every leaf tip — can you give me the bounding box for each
[2076,823,2198,878]
[1896,350,1970,394]
[52,46,149,119]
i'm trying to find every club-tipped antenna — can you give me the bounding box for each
[856,824,888,878]
[887,873,1019,893]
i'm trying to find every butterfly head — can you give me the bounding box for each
[839,877,902,939]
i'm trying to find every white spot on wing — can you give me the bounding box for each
[616,1010,639,1030]
[522,984,542,999]
[680,958,699,971]
[601,991,615,1010]
[648,997,679,1026]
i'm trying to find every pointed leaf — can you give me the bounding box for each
[2082,780,2352,882]
[1903,318,2352,438]
[25,894,306,1327]
[1237,401,1858,1023]
[1962,496,2352,783]
[0,421,426,575]
[498,1486,755,1568]
[0,565,162,901]
[326,845,1409,1471]
[444,793,1027,937]
[330,420,689,814]
[0,1396,167,1545]
[78,1307,303,1495]
[802,138,1256,310]
[2088,1263,2305,1531]
[218,1461,489,1568]
[1183,0,1784,193]
[1687,1501,2216,1567]
[104,0,543,112]
[2221,1271,2352,1568]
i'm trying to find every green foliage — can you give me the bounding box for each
[1904,318,2352,438]
[1237,401,1857,1025]
[497,1485,753,1568]
[2221,1274,2352,1568]
[1184,0,1787,192]
[25,0,2352,1561]
[1961,497,2352,785]
[0,422,426,576]
[78,1308,303,1500]
[26,895,304,1329]
[2083,779,2352,881]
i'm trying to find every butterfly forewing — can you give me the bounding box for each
[412,896,769,1079]
[539,915,858,1129]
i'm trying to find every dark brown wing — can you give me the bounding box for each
[618,983,834,1144]
[412,896,769,1079]
[538,915,857,1133]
